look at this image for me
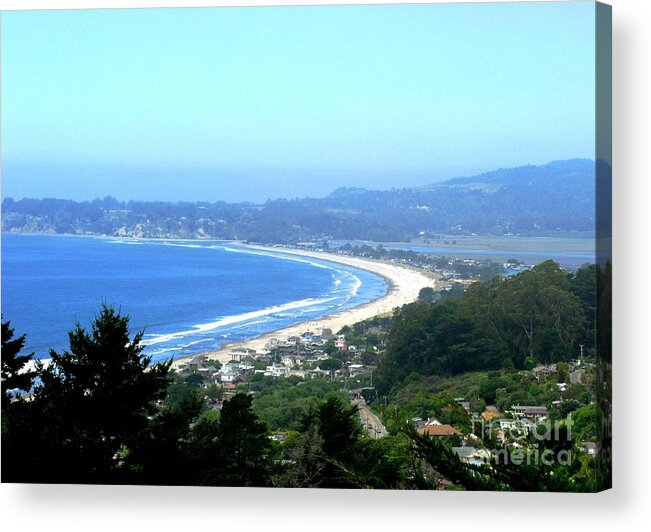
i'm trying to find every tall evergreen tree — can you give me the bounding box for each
[29,306,172,483]
[2,319,38,481]
[1,319,36,409]
[211,393,273,487]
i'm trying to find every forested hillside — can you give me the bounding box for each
[375,260,600,394]
[2,159,598,241]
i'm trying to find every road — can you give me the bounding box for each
[353,398,388,438]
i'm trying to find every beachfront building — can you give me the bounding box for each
[265,364,289,377]
[335,335,346,351]
[219,361,242,384]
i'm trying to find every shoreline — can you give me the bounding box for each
[170,245,438,369]
[2,231,597,267]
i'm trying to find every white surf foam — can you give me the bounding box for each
[106,240,143,245]
[142,296,337,346]
[222,246,334,271]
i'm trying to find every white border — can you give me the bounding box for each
[1,1,649,531]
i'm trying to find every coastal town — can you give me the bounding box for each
[174,309,599,474]
[160,242,601,481]
[3,234,603,490]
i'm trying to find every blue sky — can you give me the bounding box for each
[1,2,596,203]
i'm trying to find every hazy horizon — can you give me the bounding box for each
[1,3,596,203]
[1,157,595,205]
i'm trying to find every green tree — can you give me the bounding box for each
[418,286,436,302]
[284,397,365,488]
[315,397,361,458]
[403,420,585,492]
[568,264,597,350]
[184,372,205,388]
[524,356,538,370]
[282,422,326,488]
[1,319,36,409]
[211,393,273,486]
[1,320,38,480]
[300,397,406,489]
[493,261,584,365]
[319,358,343,371]
[184,412,222,485]
[556,362,570,383]
[571,404,597,440]
[124,389,204,485]
[323,340,338,357]
[28,305,172,483]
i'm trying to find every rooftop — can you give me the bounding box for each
[418,424,461,437]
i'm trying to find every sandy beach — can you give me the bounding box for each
[171,245,437,369]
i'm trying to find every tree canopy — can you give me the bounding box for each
[376,261,591,393]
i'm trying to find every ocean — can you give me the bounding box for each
[0,235,387,363]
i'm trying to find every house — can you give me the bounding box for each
[265,364,289,377]
[334,335,346,351]
[348,364,365,377]
[299,335,313,346]
[498,419,520,431]
[423,417,441,426]
[417,424,461,437]
[255,354,274,365]
[270,433,286,444]
[455,397,471,413]
[581,441,598,456]
[496,418,535,444]
[265,338,280,349]
[281,355,295,368]
[532,364,557,382]
[498,418,534,433]
[511,405,549,420]
[481,406,503,422]
[218,370,239,384]
[220,383,238,400]
[238,361,255,374]
[412,417,425,429]
[452,446,491,465]
[229,347,257,361]
[219,361,242,383]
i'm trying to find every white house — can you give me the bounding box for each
[335,335,346,350]
[219,363,241,384]
[348,364,364,377]
[265,364,289,377]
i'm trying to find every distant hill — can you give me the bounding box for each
[2,159,597,242]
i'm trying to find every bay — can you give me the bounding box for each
[0,234,387,363]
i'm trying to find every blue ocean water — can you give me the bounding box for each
[1,235,387,363]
